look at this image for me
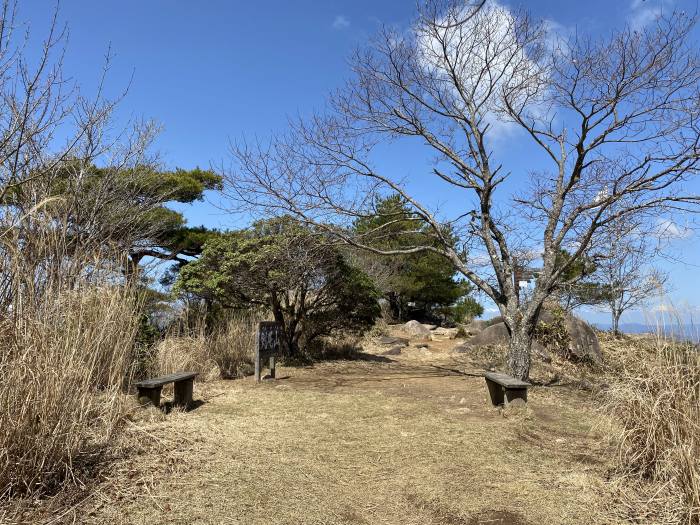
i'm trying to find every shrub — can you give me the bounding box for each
[176,217,381,356]
[534,307,571,358]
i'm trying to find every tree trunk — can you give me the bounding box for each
[612,310,622,338]
[507,325,533,381]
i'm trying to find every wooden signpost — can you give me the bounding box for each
[255,321,282,382]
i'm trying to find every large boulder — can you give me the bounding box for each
[402,320,432,339]
[539,311,602,364]
[457,312,601,363]
[464,319,489,334]
[465,322,510,346]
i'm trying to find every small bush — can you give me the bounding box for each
[306,336,362,361]
[455,325,469,338]
[534,308,571,358]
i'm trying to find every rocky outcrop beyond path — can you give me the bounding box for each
[455,312,602,364]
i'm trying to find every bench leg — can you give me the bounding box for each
[137,386,162,407]
[173,378,194,407]
[485,378,504,406]
[504,388,527,406]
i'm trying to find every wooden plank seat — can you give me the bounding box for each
[484,372,530,406]
[134,371,198,408]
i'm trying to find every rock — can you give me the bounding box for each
[465,322,510,347]
[382,346,403,356]
[465,319,489,333]
[565,315,603,364]
[452,343,470,353]
[538,311,603,364]
[577,379,594,391]
[377,336,409,346]
[415,342,429,349]
[459,311,602,364]
[432,327,459,339]
[402,320,432,339]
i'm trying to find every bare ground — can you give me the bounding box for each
[5,332,624,525]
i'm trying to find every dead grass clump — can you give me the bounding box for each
[604,336,700,523]
[158,311,257,380]
[155,336,219,381]
[367,318,389,338]
[0,286,139,498]
[306,336,363,361]
[208,314,256,378]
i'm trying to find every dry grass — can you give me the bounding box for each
[10,338,623,525]
[0,285,139,499]
[156,336,219,381]
[10,315,697,524]
[602,334,700,524]
[208,314,256,378]
[157,312,256,381]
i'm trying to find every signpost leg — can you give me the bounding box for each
[269,356,276,379]
[254,329,261,383]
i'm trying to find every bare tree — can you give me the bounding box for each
[0,1,163,308]
[224,1,700,379]
[595,220,668,336]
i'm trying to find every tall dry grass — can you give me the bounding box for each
[209,314,257,378]
[156,310,256,381]
[0,281,140,498]
[604,334,700,523]
[0,188,149,499]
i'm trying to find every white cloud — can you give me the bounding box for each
[628,0,673,30]
[332,15,350,30]
[542,18,572,54]
[414,1,555,142]
[655,218,693,240]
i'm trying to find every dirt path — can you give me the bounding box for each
[51,340,619,524]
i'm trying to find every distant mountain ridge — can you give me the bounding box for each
[592,322,700,343]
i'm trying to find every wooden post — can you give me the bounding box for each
[269,356,276,379]
[504,388,527,406]
[254,327,262,383]
[485,378,504,406]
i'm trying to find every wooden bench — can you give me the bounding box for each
[134,371,198,408]
[484,372,530,406]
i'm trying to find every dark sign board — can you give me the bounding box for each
[255,321,281,382]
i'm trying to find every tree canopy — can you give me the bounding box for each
[175,217,380,356]
[352,195,482,323]
[223,2,700,379]
[4,162,222,273]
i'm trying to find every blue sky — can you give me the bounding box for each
[23,0,700,325]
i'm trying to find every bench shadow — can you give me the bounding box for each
[161,399,207,414]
